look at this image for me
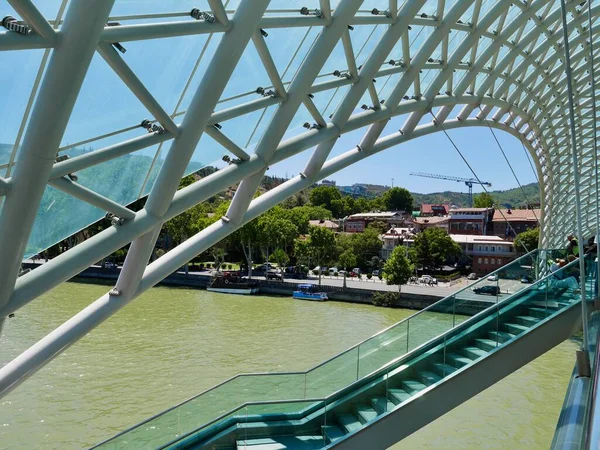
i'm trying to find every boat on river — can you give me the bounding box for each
[292,284,328,301]
[207,274,259,295]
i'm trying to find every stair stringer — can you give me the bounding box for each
[329,303,583,450]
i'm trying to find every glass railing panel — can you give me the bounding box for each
[406,297,456,352]
[305,347,358,398]
[98,251,551,448]
[357,321,408,379]
[95,373,305,449]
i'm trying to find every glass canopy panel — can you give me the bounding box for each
[59,53,154,149]
[1,0,67,20]
[121,35,214,116]
[0,49,44,168]
[263,26,319,82]
[25,185,104,258]
[110,0,210,17]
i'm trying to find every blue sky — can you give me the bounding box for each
[1,0,540,197]
[267,119,539,195]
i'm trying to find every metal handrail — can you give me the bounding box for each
[160,260,584,449]
[585,317,600,449]
[94,250,556,447]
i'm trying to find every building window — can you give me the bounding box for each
[491,258,495,265]
[478,258,482,264]
[484,258,489,264]
[485,246,489,251]
[491,246,495,252]
[478,245,482,251]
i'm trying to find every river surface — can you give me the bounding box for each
[0,282,578,449]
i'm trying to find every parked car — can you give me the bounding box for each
[419,275,437,284]
[328,267,338,275]
[266,270,283,281]
[473,285,501,295]
[487,274,499,282]
[520,275,532,284]
[338,270,347,276]
[372,270,380,276]
[352,268,361,275]
[255,263,274,272]
[467,273,478,280]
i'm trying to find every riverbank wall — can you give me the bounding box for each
[24,263,487,314]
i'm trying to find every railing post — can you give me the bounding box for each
[560,0,591,373]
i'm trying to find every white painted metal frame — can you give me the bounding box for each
[0,0,599,397]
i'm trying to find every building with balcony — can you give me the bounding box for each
[448,207,494,235]
[450,234,516,275]
[380,227,414,259]
[492,208,540,238]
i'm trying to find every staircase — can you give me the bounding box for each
[93,250,588,450]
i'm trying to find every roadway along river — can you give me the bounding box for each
[0,282,577,449]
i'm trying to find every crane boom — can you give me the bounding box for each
[409,172,493,207]
[409,172,492,186]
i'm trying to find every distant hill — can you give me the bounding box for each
[411,182,540,208]
[337,181,540,208]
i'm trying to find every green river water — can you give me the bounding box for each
[0,282,578,449]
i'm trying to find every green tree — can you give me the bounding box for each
[413,228,461,269]
[231,218,261,277]
[351,227,384,269]
[473,192,494,208]
[338,249,357,271]
[382,187,414,212]
[368,220,388,234]
[307,226,336,285]
[271,248,290,272]
[294,238,312,269]
[383,246,414,292]
[309,186,343,214]
[514,227,539,254]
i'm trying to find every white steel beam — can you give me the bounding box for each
[0,0,116,335]
[0,0,271,398]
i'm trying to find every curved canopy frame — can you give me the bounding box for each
[0,0,598,396]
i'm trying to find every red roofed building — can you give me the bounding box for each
[420,204,449,217]
[492,208,540,239]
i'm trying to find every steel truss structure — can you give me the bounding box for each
[0,0,599,397]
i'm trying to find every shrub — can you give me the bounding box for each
[227,264,232,270]
[378,273,384,280]
[199,263,204,269]
[367,273,372,280]
[372,292,400,307]
[207,263,213,269]
[333,271,338,277]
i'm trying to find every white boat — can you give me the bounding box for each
[207,275,259,295]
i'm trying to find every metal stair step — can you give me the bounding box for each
[388,388,411,405]
[356,405,378,424]
[527,307,552,319]
[370,396,395,414]
[488,331,516,343]
[337,413,362,434]
[514,315,540,327]
[474,338,498,352]
[432,363,457,377]
[400,379,428,393]
[417,371,442,386]
[529,300,561,309]
[446,353,474,367]
[236,435,324,449]
[463,346,489,360]
[504,322,530,335]
[323,425,346,444]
